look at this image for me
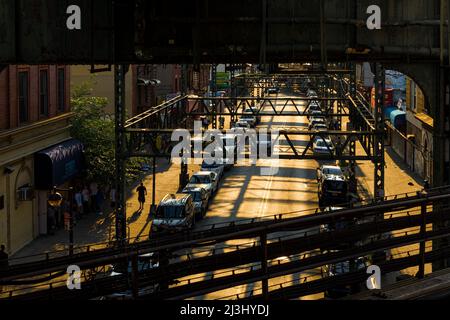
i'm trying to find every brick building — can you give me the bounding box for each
[0,65,82,254]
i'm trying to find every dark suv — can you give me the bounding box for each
[317,165,349,207]
[151,193,195,233]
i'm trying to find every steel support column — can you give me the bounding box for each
[374,63,385,201]
[211,64,217,129]
[115,64,128,244]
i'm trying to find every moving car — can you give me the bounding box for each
[152,193,196,233]
[186,171,219,196]
[317,165,349,207]
[181,187,209,219]
[313,137,335,155]
[323,256,370,299]
[94,252,160,300]
[317,165,344,181]
[266,87,280,95]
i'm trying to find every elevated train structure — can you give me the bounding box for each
[2,0,450,299]
[2,186,450,300]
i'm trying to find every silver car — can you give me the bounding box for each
[313,137,335,155]
[182,187,209,219]
[186,171,219,196]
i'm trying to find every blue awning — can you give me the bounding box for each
[34,139,85,190]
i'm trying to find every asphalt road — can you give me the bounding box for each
[187,92,325,300]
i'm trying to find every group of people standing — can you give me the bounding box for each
[47,182,117,235]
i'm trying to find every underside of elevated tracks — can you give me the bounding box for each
[2,0,450,301]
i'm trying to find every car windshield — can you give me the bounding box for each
[202,161,220,168]
[323,180,347,192]
[316,140,327,147]
[186,191,202,202]
[190,175,211,184]
[323,167,343,175]
[314,125,327,130]
[156,205,185,219]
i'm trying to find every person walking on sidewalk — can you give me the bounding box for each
[90,181,98,213]
[96,187,105,216]
[82,185,90,215]
[136,182,147,212]
[74,188,83,218]
[0,244,8,293]
[110,186,117,209]
[0,244,8,270]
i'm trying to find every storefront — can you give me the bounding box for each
[34,139,85,235]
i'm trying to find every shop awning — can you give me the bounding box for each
[34,139,85,190]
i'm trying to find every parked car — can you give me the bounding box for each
[186,171,219,196]
[308,117,327,130]
[239,114,256,128]
[308,109,323,119]
[313,137,335,155]
[312,123,328,131]
[182,187,209,219]
[323,256,370,299]
[306,89,317,97]
[201,159,225,180]
[234,120,251,130]
[151,193,196,233]
[243,107,260,124]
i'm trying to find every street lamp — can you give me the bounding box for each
[48,186,74,255]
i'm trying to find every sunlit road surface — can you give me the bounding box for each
[176,92,325,300]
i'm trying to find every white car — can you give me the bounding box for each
[201,159,225,180]
[234,120,251,130]
[312,123,328,131]
[313,137,335,155]
[186,171,219,196]
[308,117,326,130]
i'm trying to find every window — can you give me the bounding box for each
[39,70,49,116]
[57,68,65,112]
[18,71,29,123]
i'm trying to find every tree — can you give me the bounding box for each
[71,80,115,186]
[70,79,145,187]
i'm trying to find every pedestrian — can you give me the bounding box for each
[110,186,117,209]
[96,187,104,215]
[82,185,90,215]
[63,202,71,231]
[0,244,9,270]
[136,182,147,211]
[90,181,98,213]
[47,205,56,235]
[74,188,83,218]
[0,244,8,293]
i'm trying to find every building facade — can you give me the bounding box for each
[0,65,81,255]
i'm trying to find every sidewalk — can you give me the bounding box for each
[10,157,200,263]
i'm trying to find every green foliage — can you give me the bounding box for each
[70,80,145,187]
